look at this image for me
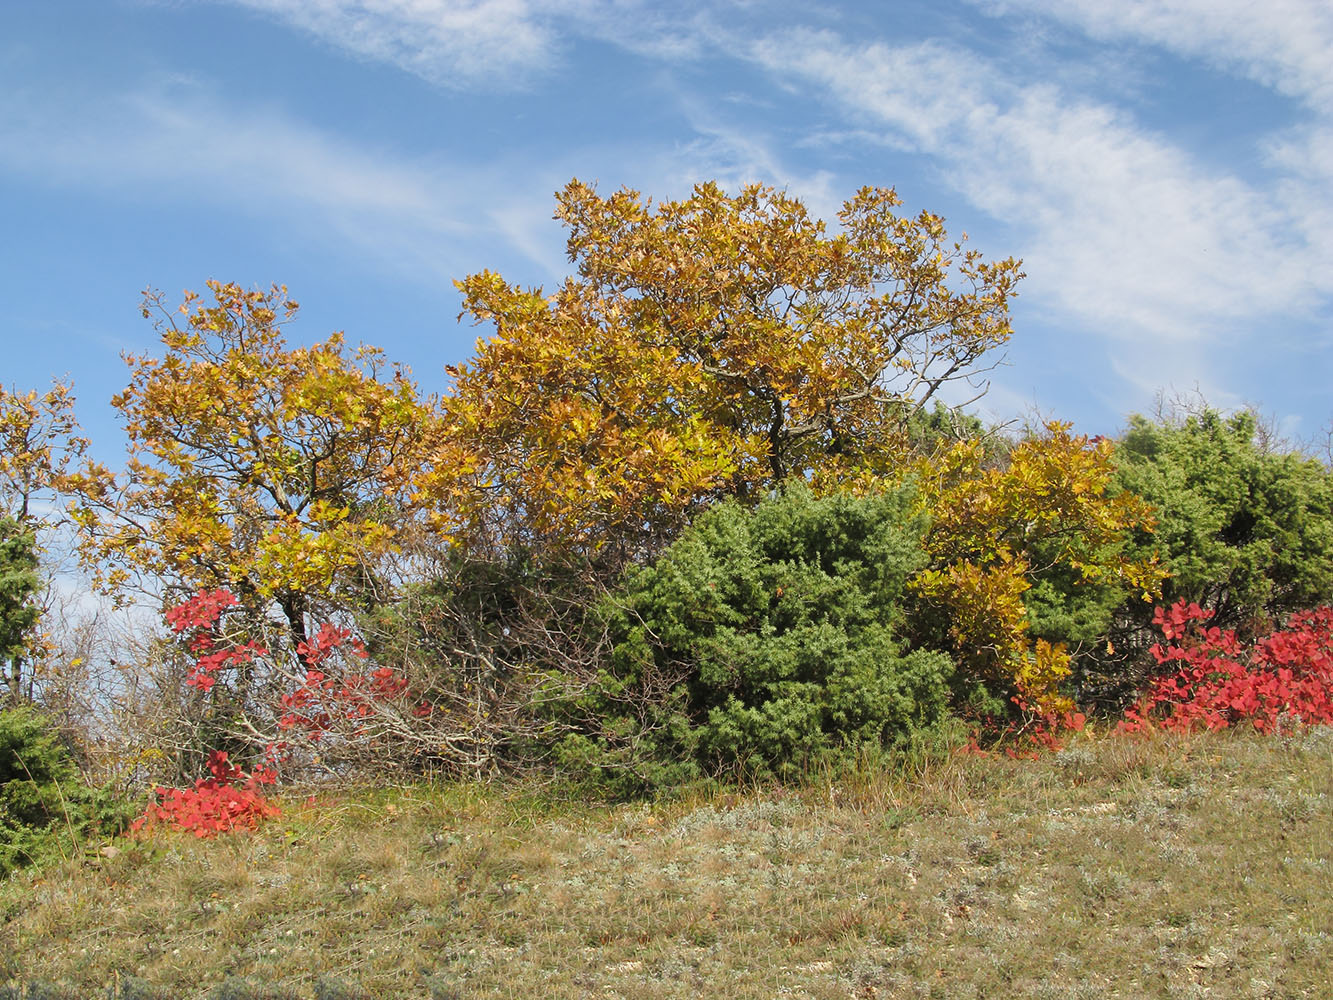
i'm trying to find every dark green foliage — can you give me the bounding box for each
[366,546,529,688]
[0,517,40,704]
[1074,408,1333,706]
[562,482,954,792]
[1115,409,1333,629]
[0,705,79,874]
[1024,536,1141,693]
[0,706,130,876]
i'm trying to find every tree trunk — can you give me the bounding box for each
[278,591,310,653]
[6,654,22,707]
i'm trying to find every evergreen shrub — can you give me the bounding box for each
[0,706,129,875]
[560,482,954,793]
[1076,408,1333,706]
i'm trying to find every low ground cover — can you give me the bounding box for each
[2,724,1329,999]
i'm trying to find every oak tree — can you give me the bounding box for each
[909,423,1164,713]
[428,180,1024,562]
[0,378,89,701]
[0,379,88,525]
[66,281,432,648]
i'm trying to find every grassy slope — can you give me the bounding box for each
[3,725,1330,1000]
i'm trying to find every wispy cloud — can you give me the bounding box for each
[227,0,558,88]
[2,77,458,215]
[222,0,719,90]
[968,0,1333,111]
[0,66,832,291]
[0,73,547,280]
[1264,122,1333,271]
[749,30,1330,350]
[8,0,1327,435]
[661,98,844,220]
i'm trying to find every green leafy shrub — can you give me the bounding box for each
[1115,409,1333,630]
[561,483,954,793]
[1079,408,1333,706]
[0,706,130,875]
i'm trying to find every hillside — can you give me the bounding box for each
[3,725,1330,999]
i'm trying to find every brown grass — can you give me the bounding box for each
[3,724,1330,999]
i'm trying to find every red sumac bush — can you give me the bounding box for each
[1121,601,1333,733]
[165,588,427,774]
[132,750,279,838]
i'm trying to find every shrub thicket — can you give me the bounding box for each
[0,705,129,875]
[558,483,954,793]
[1073,408,1333,706]
[1118,410,1333,626]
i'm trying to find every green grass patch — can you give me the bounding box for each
[2,725,1330,998]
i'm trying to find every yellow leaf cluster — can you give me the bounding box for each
[65,282,433,633]
[421,180,1024,561]
[0,377,88,527]
[909,422,1164,711]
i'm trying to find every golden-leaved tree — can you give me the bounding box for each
[66,281,432,648]
[909,424,1165,714]
[422,181,1164,718]
[0,378,88,525]
[0,378,90,702]
[426,180,1024,563]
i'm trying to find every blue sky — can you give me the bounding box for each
[3,0,1331,458]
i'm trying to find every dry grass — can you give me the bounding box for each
[3,724,1331,999]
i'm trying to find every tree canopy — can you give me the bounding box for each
[27,180,1329,785]
[66,281,433,646]
[0,379,87,526]
[0,378,88,702]
[1114,408,1333,634]
[427,180,1024,562]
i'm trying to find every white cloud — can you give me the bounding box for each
[662,103,844,221]
[0,68,836,294]
[222,0,718,89]
[0,75,502,278]
[1265,123,1333,269]
[968,0,1333,111]
[749,30,1330,347]
[228,0,557,88]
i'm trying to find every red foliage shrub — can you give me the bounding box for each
[277,624,409,741]
[131,751,279,838]
[164,589,425,767]
[167,588,267,693]
[1121,601,1333,733]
